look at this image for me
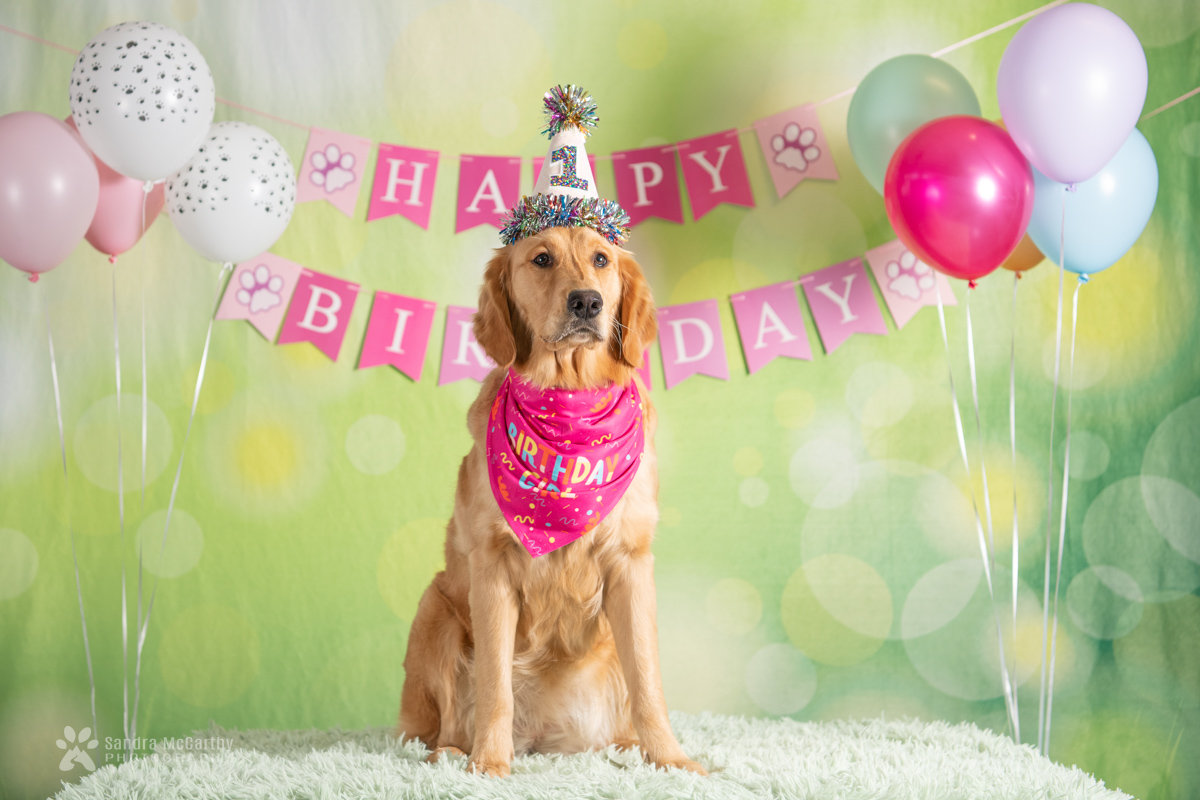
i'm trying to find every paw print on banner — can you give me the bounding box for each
[771,123,821,172]
[56,725,98,772]
[886,250,936,301]
[309,144,356,193]
[236,264,285,313]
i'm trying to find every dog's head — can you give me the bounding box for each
[474,226,656,389]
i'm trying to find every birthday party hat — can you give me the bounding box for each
[500,85,630,246]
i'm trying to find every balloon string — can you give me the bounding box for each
[45,297,99,740]
[1037,190,1068,755]
[1008,272,1021,743]
[936,284,1019,740]
[130,262,233,739]
[1044,275,1084,754]
[110,263,131,756]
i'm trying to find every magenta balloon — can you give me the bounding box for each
[884,116,1034,283]
[0,112,100,276]
[997,3,1147,185]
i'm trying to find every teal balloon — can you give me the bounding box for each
[847,54,981,194]
[1026,129,1158,276]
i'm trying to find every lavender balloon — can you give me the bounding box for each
[997,3,1147,185]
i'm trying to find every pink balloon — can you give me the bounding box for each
[0,112,99,279]
[66,117,166,259]
[884,116,1033,283]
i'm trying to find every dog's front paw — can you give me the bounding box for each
[654,755,707,775]
[468,756,511,778]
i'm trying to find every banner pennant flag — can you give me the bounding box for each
[611,146,684,226]
[276,268,361,361]
[864,239,956,329]
[439,305,496,385]
[731,280,812,374]
[216,253,304,341]
[357,292,437,381]
[367,143,439,228]
[456,155,522,233]
[677,130,755,221]
[297,127,372,218]
[800,258,888,354]
[657,300,730,389]
[752,104,838,198]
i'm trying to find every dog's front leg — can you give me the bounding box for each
[604,552,706,775]
[467,546,519,778]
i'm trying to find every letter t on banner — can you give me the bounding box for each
[677,130,755,220]
[800,258,887,354]
[439,306,496,385]
[358,292,436,381]
[730,280,812,374]
[277,269,361,361]
[367,143,439,228]
[657,300,729,389]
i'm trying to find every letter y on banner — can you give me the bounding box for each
[657,300,729,389]
[677,130,755,220]
[277,269,361,361]
[800,258,887,354]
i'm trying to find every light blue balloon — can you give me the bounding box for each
[1025,129,1158,275]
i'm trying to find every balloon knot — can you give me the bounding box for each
[27,272,39,284]
[1066,183,1078,193]
[1015,271,1023,281]
[108,255,117,264]
[1078,273,1090,285]
[967,280,978,290]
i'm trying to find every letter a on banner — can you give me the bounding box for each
[657,300,729,389]
[216,253,303,341]
[800,258,887,354]
[277,269,361,361]
[676,130,755,221]
[457,155,521,233]
[439,306,496,385]
[730,280,812,374]
[368,143,439,228]
[358,292,436,381]
[611,145,684,226]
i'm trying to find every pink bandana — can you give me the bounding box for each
[486,369,645,558]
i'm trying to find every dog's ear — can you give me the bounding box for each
[474,249,516,367]
[613,251,657,369]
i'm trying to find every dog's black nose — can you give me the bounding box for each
[567,290,603,320]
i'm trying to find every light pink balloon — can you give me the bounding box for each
[66,117,166,259]
[0,112,99,279]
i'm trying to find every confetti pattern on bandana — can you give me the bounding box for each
[500,194,631,246]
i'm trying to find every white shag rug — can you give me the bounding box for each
[53,712,1131,800]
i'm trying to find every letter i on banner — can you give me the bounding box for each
[216,253,303,341]
[367,143,439,228]
[358,292,436,381]
[657,300,729,389]
[297,127,373,217]
[800,257,888,354]
[612,145,684,226]
[730,281,811,374]
[439,306,496,385]
[752,104,839,198]
[676,130,755,221]
[864,239,956,329]
[457,156,522,232]
[277,269,361,361]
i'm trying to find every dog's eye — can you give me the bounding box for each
[593,253,609,268]
[532,252,551,268]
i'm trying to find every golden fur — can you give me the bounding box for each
[397,227,704,777]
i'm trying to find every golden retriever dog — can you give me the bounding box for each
[397,226,704,778]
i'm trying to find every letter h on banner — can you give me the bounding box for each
[367,143,439,228]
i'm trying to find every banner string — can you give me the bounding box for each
[1037,190,1068,754]
[44,296,99,739]
[1008,271,1021,742]
[936,284,1019,740]
[1043,273,1085,754]
[129,261,233,741]
[110,263,131,755]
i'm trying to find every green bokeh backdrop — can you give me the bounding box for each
[1,1,1198,798]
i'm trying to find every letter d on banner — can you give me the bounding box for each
[657,299,729,389]
[277,269,361,361]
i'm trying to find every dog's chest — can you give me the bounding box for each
[513,534,612,657]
